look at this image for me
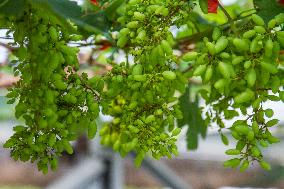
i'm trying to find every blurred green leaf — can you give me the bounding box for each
[178,86,207,150]
[254,0,284,22]
[105,0,125,20]
[0,0,26,17]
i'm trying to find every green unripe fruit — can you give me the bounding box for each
[136,30,146,41]
[251,146,261,157]
[268,19,276,29]
[127,21,139,29]
[172,128,181,136]
[234,89,254,104]
[215,37,228,53]
[193,65,206,76]
[259,160,271,171]
[162,71,176,80]
[132,64,143,75]
[252,121,259,135]
[145,115,155,124]
[113,140,121,151]
[117,36,128,47]
[133,12,145,21]
[254,26,266,34]
[212,27,222,41]
[225,149,241,155]
[161,40,172,55]
[243,30,256,39]
[275,13,284,24]
[251,14,265,26]
[218,62,231,79]
[235,124,250,134]
[260,62,278,74]
[246,68,256,87]
[63,140,73,155]
[182,52,198,61]
[206,42,216,55]
[232,56,244,65]
[240,160,249,172]
[265,39,273,57]
[223,158,241,168]
[204,66,213,83]
[233,38,249,51]
[214,79,227,93]
[247,130,255,141]
[88,121,97,139]
[48,26,58,41]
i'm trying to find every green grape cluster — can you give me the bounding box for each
[116,0,194,55]
[3,7,99,174]
[96,0,196,166]
[99,62,187,166]
[187,13,284,171]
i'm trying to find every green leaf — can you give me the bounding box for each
[104,0,125,20]
[178,86,207,150]
[29,0,110,35]
[0,0,26,18]
[199,0,208,14]
[254,0,284,23]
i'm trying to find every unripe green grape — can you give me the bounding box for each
[204,66,213,83]
[133,12,145,21]
[172,128,181,136]
[240,160,249,172]
[260,62,278,74]
[246,68,256,87]
[162,71,176,80]
[132,64,143,75]
[268,19,276,29]
[161,40,172,55]
[182,52,198,61]
[133,75,147,82]
[232,56,244,65]
[234,89,254,104]
[251,14,265,26]
[215,37,228,53]
[127,21,139,29]
[214,79,227,93]
[225,149,241,155]
[251,146,261,157]
[259,160,271,171]
[117,36,128,48]
[223,158,241,168]
[252,121,259,135]
[62,140,73,155]
[233,38,249,51]
[234,124,250,135]
[205,42,216,55]
[265,39,273,57]
[218,62,231,79]
[275,13,284,24]
[88,121,97,139]
[247,130,255,141]
[243,30,256,39]
[254,26,266,34]
[212,27,222,41]
[193,65,206,76]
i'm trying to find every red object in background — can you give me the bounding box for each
[90,0,99,6]
[280,0,284,5]
[208,0,219,13]
[99,44,111,51]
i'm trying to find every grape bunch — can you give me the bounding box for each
[99,62,187,166]
[3,7,100,173]
[116,0,194,55]
[96,0,196,166]
[187,13,284,171]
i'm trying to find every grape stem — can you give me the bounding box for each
[218,3,239,36]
